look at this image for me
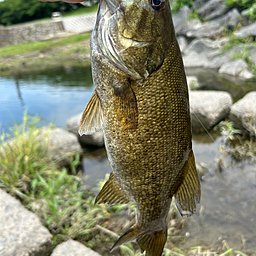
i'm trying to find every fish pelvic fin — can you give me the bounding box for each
[174,150,201,217]
[78,90,103,136]
[110,225,167,256]
[95,172,130,205]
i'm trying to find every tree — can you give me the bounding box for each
[0,0,81,25]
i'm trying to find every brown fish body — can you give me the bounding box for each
[79,0,200,255]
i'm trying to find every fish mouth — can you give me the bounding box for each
[97,0,151,79]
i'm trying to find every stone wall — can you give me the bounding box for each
[0,21,64,47]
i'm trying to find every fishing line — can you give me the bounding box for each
[191,112,215,143]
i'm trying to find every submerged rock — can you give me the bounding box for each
[51,239,101,256]
[229,92,256,135]
[190,91,232,133]
[66,113,104,148]
[0,189,52,256]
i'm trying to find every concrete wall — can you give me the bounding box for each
[0,21,64,47]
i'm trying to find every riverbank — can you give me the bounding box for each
[0,33,91,76]
[1,114,255,256]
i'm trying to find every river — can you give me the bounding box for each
[0,66,256,253]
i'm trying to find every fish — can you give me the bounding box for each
[79,0,201,255]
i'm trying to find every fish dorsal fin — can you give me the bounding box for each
[78,90,103,136]
[95,172,130,205]
[174,150,201,217]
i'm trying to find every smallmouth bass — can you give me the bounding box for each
[79,0,201,255]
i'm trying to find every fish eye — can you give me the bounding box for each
[151,0,165,11]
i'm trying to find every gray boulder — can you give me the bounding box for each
[177,36,188,53]
[51,239,101,256]
[66,113,104,148]
[0,189,52,256]
[226,8,241,29]
[229,92,256,135]
[46,128,82,165]
[183,38,221,67]
[197,0,229,20]
[172,6,192,35]
[219,59,253,79]
[235,21,256,38]
[190,91,232,132]
[194,0,208,9]
[206,43,256,69]
[185,19,225,39]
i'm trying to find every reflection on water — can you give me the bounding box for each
[1,66,256,253]
[0,66,93,132]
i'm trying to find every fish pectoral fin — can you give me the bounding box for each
[111,225,167,256]
[95,172,130,205]
[78,90,103,135]
[113,79,138,130]
[174,150,201,217]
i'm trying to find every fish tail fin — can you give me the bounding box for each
[110,225,167,256]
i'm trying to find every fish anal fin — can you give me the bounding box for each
[174,150,201,217]
[95,172,130,205]
[113,79,138,131]
[110,225,167,256]
[78,90,103,136]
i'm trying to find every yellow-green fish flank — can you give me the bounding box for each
[79,0,201,255]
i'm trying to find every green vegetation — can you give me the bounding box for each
[0,33,91,59]
[0,113,136,254]
[0,33,91,76]
[222,35,254,52]
[62,3,98,17]
[0,0,98,26]
[169,0,194,13]
[218,119,256,161]
[223,0,256,20]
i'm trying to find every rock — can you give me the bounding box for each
[206,43,256,69]
[51,239,101,256]
[235,21,256,38]
[226,8,241,29]
[219,59,251,78]
[46,128,82,165]
[185,19,225,39]
[186,76,199,90]
[238,69,254,80]
[194,0,208,9]
[197,0,229,20]
[229,92,256,135]
[66,113,104,148]
[183,38,221,67]
[0,189,52,256]
[177,36,188,53]
[190,91,232,132]
[172,6,192,35]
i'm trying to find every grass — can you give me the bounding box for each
[62,4,98,17]
[0,33,91,59]
[0,113,136,254]
[217,119,256,162]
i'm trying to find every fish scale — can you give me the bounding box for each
[79,0,201,255]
